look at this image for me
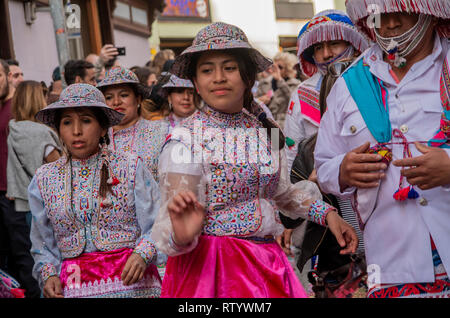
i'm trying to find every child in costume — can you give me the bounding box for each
[97,66,168,182]
[29,84,163,298]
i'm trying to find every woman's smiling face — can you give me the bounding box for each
[193,50,247,114]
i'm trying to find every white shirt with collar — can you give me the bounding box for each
[314,34,450,285]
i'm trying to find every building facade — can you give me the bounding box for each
[0,0,165,84]
[151,0,342,61]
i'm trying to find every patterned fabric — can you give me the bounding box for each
[40,263,58,284]
[60,248,161,298]
[0,269,25,298]
[34,151,148,259]
[166,106,282,237]
[307,199,333,226]
[171,22,272,79]
[429,57,450,148]
[133,242,157,265]
[346,0,450,40]
[161,74,194,98]
[97,66,140,89]
[297,86,321,126]
[296,10,370,77]
[368,241,450,298]
[108,119,168,182]
[35,83,124,129]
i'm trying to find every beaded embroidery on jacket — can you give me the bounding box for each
[35,152,141,259]
[166,106,282,237]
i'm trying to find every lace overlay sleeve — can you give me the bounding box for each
[272,151,335,226]
[151,141,206,256]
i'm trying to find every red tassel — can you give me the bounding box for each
[387,53,396,61]
[393,187,409,201]
[111,177,120,186]
[11,288,26,298]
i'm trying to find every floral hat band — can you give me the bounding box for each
[35,83,124,129]
[171,22,273,79]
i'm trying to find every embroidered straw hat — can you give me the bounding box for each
[97,66,153,100]
[171,22,273,79]
[97,66,140,88]
[160,74,194,98]
[345,0,450,40]
[36,83,124,129]
[297,9,370,77]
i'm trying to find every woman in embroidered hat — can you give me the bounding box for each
[150,22,358,298]
[97,66,168,182]
[29,84,163,298]
[158,73,196,135]
[315,0,450,298]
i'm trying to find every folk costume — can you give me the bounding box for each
[315,0,450,298]
[284,10,370,170]
[30,84,163,298]
[97,67,169,182]
[151,22,338,298]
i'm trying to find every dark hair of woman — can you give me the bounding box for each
[187,48,286,150]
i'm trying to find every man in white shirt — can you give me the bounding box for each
[315,0,450,298]
[284,9,369,171]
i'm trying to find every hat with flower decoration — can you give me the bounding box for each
[171,22,273,79]
[297,9,370,77]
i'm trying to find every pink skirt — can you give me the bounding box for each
[60,248,161,298]
[161,235,307,298]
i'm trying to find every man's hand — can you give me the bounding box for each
[43,276,64,298]
[339,142,387,191]
[393,142,450,190]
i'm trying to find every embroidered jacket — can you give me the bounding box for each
[108,118,168,182]
[29,151,162,287]
[152,105,335,256]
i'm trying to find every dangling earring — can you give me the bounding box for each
[168,102,173,110]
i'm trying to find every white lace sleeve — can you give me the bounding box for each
[151,141,206,256]
[272,150,335,226]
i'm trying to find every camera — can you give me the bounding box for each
[116,47,126,56]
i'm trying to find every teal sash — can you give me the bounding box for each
[342,59,391,143]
